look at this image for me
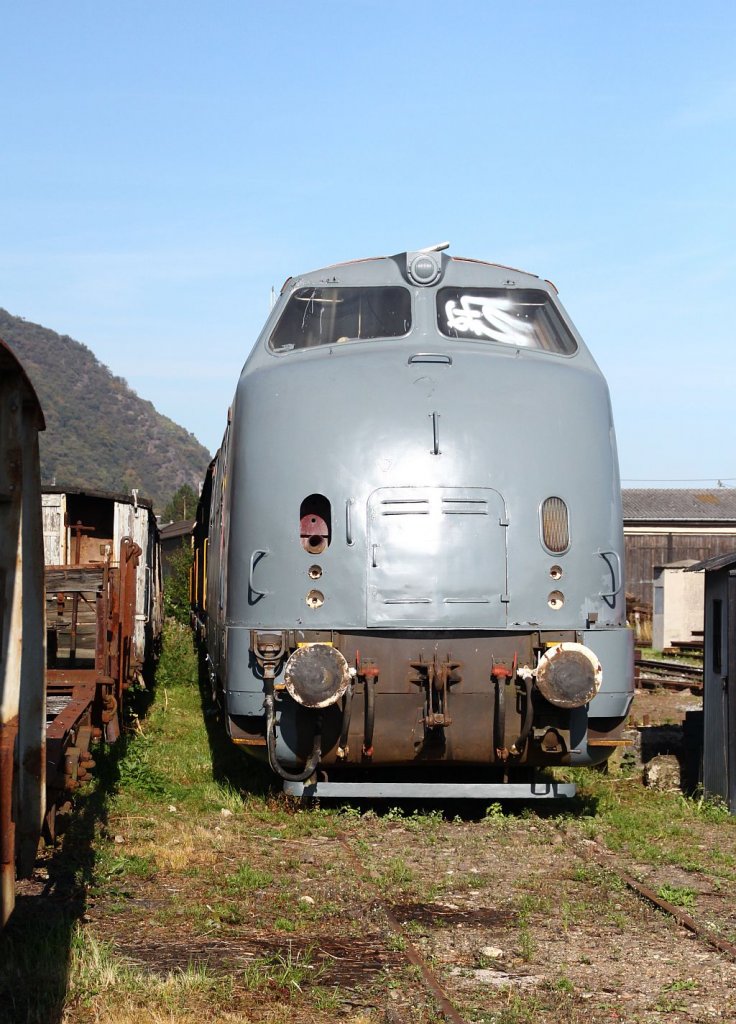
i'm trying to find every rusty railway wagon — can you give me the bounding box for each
[0,342,164,925]
[41,488,163,831]
[0,340,46,926]
[191,245,634,799]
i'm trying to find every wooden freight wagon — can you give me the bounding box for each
[41,489,163,832]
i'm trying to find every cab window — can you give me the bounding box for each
[437,288,577,354]
[270,287,412,351]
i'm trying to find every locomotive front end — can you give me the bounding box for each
[195,247,634,797]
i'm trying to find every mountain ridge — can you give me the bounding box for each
[0,308,211,510]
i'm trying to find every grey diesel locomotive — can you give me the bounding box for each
[192,246,634,798]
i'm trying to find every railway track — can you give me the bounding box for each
[335,825,736,1024]
[581,839,736,962]
[337,822,736,1024]
[635,657,703,692]
[337,832,469,1023]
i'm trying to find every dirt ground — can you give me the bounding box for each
[27,792,736,1024]
[630,684,701,729]
[6,655,735,1024]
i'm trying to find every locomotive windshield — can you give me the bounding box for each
[270,287,412,351]
[437,288,577,354]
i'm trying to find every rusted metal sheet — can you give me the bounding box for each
[325,631,539,767]
[0,718,19,925]
[0,339,46,927]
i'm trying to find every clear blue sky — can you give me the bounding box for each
[2,1,734,486]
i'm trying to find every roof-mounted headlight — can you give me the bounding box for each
[404,243,449,287]
[408,252,441,286]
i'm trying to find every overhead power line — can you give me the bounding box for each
[621,477,736,484]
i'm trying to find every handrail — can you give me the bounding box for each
[598,549,622,601]
[248,549,270,597]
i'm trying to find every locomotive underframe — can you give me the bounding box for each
[225,628,630,775]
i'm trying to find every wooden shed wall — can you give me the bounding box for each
[625,532,736,605]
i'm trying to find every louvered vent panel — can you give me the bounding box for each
[441,498,488,515]
[541,497,570,553]
[380,499,430,516]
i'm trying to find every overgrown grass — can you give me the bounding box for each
[6,621,736,1023]
[67,927,236,1018]
[113,621,246,815]
[242,945,325,994]
[378,856,415,893]
[0,915,75,1023]
[225,862,274,893]
[656,884,696,908]
[566,768,736,877]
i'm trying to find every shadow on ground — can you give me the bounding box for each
[196,644,274,800]
[639,716,703,794]
[0,688,151,1024]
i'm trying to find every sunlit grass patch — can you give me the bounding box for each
[656,884,696,908]
[95,819,222,876]
[117,733,185,801]
[377,856,415,893]
[152,837,219,873]
[67,926,238,1019]
[197,780,246,813]
[99,851,157,881]
[68,928,134,1001]
[225,862,274,893]
[242,944,325,994]
[566,769,736,877]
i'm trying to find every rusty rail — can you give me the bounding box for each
[337,832,468,1024]
[635,657,703,693]
[636,658,702,678]
[617,866,736,961]
[583,840,736,962]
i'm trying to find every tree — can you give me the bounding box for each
[160,484,198,523]
[164,541,194,624]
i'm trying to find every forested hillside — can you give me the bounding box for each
[0,309,211,510]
